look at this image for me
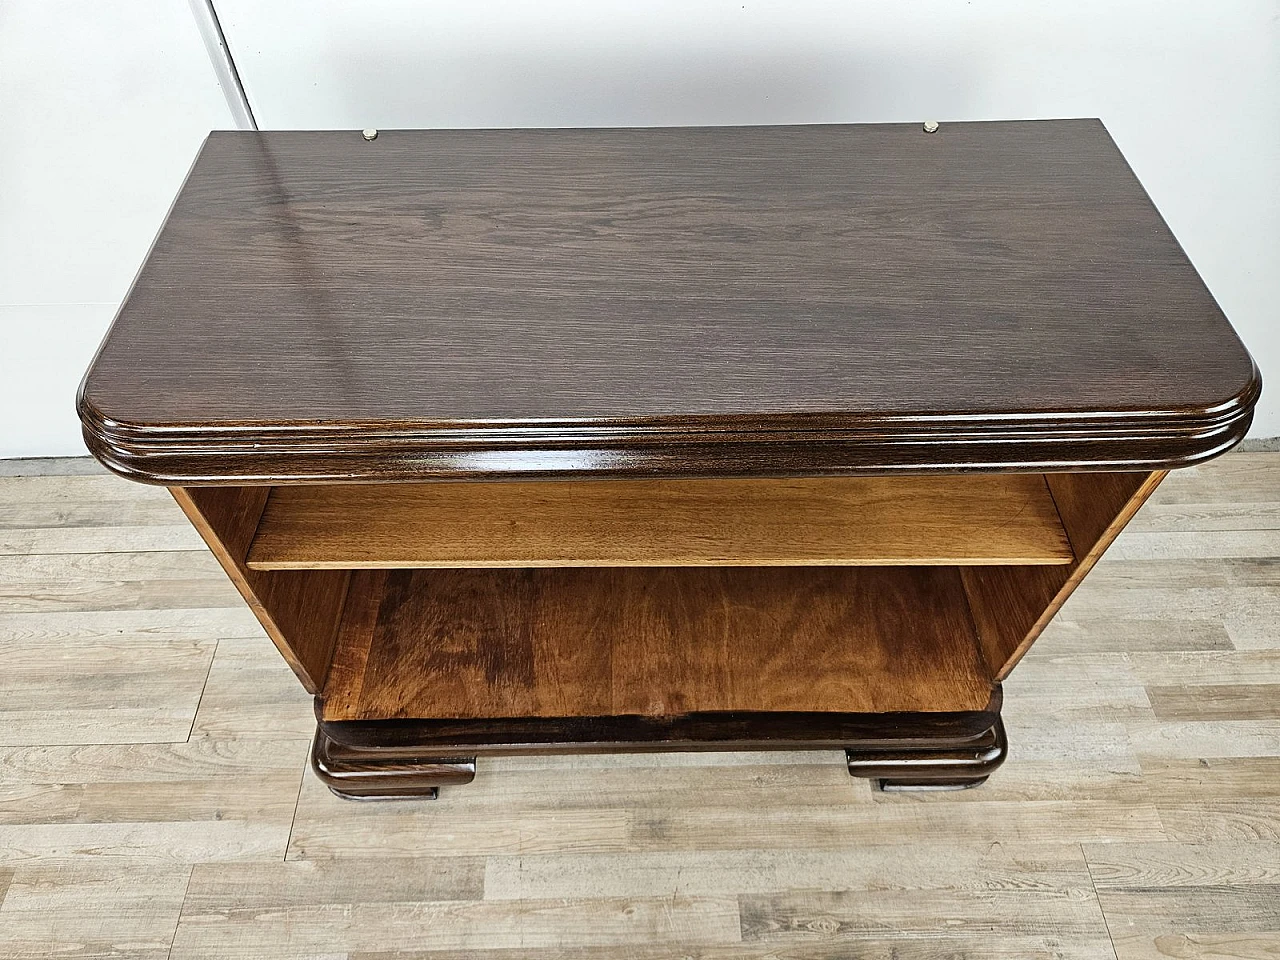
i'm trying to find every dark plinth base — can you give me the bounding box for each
[845,717,1007,791]
[311,730,476,800]
[313,690,1006,800]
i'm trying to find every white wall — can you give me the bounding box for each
[0,1,233,458]
[2,1,1276,456]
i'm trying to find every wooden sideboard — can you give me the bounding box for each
[79,121,1259,797]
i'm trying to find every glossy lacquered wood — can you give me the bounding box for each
[320,566,995,723]
[246,475,1073,569]
[79,121,1258,483]
[71,120,1261,800]
[314,702,1006,798]
[148,468,1172,796]
[845,717,1007,790]
[961,470,1167,678]
[310,733,475,801]
[317,695,1003,753]
[169,486,349,692]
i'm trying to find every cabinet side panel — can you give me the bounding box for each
[960,563,1072,677]
[962,471,1166,679]
[170,486,350,693]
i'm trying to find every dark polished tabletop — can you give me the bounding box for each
[79,120,1259,483]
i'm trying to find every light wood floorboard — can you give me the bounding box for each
[0,453,1277,958]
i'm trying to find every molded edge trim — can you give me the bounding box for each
[78,361,1259,484]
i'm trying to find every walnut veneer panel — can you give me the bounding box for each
[169,486,349,692]
[247,475,1073,569]
[321,567,992,722]
[961,470,1167,679]
[79,121,1258,483]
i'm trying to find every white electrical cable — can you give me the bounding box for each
[187,0,258,130]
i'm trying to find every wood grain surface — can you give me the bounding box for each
[169,487,349,692]
[317,705,1002,755]
[321,566,993,722]
[78,121,1259,483]
[961,470,1167,678]
[2,453,1279,958]
[246,474,1073,569]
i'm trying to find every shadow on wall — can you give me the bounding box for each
[321,42,978,130]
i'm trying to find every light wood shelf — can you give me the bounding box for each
[247,475,1073,571]
[321,565,996,723]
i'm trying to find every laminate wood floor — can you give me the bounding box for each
[1,454,1278,959]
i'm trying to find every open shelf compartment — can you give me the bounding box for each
[169,469,1165,786]
[319,565,997,724]
[248,475,1073,570]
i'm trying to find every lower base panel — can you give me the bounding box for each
[312,691,1007,800]
[845,717,1007,791]
[311,733,475,800]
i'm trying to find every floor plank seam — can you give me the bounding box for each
[185,638,218,743]
[165,864,196,960]
[1082,842,1123,960]
[282,739,310,863]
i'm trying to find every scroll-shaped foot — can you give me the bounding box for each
[845,717,1007,792]
[311,726,476,800]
